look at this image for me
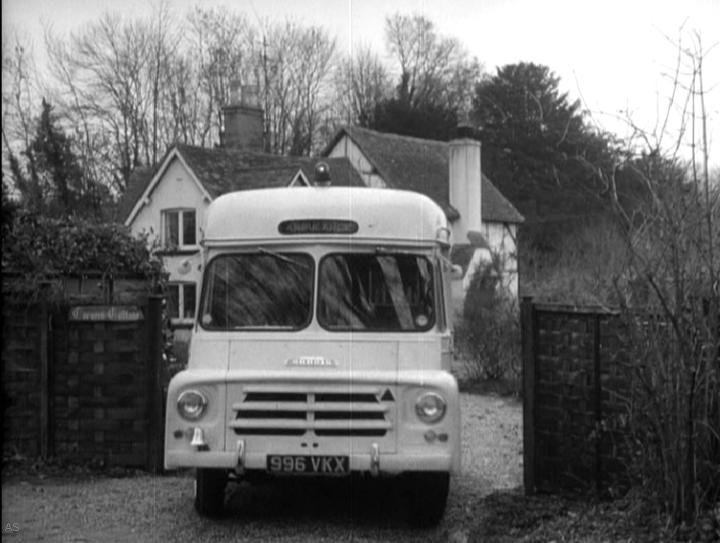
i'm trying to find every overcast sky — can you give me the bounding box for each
[3,0,719,161]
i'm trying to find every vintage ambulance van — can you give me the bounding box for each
[164,184,460,526]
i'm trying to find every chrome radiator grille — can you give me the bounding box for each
[229,386,393,437]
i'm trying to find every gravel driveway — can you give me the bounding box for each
[2,392,522,542]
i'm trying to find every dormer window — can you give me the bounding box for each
[163,209,196,249]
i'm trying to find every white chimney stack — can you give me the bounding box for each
[449,126,482,244]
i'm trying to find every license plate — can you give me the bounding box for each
[267,455,349,475]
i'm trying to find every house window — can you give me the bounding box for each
[168,282,197,323]
[163,209,196,249]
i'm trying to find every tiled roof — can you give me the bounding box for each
[121,144,365,223]
[175,144,364,197]
[117,166,156,222]
[323,126,524,224]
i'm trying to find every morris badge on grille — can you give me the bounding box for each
[285,356,337,367]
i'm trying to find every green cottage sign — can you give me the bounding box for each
[69,305,144,322]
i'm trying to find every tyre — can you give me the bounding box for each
[405,471,450,528]
[194,468,227,517]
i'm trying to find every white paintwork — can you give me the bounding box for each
[204,187,448,246]
[164,190,461,479]
[130,159,209,238]
[449,138,482,243]
[125,149,211,227]
[129,158,208,290]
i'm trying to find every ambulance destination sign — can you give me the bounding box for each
[69,305,144,322]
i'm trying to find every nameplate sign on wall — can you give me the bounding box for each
[69,305,144,322]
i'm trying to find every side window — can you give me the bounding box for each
[168,282,197,324]
[162,209,197,249]
[183,211,196,246]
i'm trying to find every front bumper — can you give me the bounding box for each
[165,448,455,474]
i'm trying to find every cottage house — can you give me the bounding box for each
[120,91,363,347]
[121,89,523,348]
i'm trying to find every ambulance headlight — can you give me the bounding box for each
[415,392,447,424]
[177,390,207,421]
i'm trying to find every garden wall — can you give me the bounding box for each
[2,276,167,471]
[522,298,630,494]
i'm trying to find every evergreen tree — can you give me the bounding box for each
[10,100,107,219]
[472,63,619,249]
[370,96,458,141]
[31,99,84,214]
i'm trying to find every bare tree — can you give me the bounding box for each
[9,8,487,200]
[332,45,392,126]
[44,6,181,194]
[253,19,336,155]
[1,33,37,150]
[33,5,338,200]
[147,0,180,165]
[162,53,207,146]
[186,6,256,147]
[607,30,719,529]
[384,13,481,117]
[2,31,42,204]
[46,14,147,193]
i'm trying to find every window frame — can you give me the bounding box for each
[167,281,197,325]
[162,208,197,250]
[198,251,316,332]
[316,252,437,333]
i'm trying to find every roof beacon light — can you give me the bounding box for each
[314,162,331,186]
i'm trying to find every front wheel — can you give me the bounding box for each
[194,468,227,517]
[404,472,450,528]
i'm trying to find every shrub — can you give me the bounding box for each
[609,200,720,527]
[454,253,520,387]
[2,211,162,279]
[606,156,720,529]
[520,217,630,306]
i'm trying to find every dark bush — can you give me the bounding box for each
[1,210,164,301]
[2,211,161,278]
[454,253,520,387]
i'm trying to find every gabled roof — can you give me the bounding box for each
[323,126,524,224]
[121,144,365,224]
[174,144,364,197]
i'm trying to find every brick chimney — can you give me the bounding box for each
[220,80,264,151]
[448,124,482,244]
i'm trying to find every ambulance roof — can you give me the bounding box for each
[203,187,449,246]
